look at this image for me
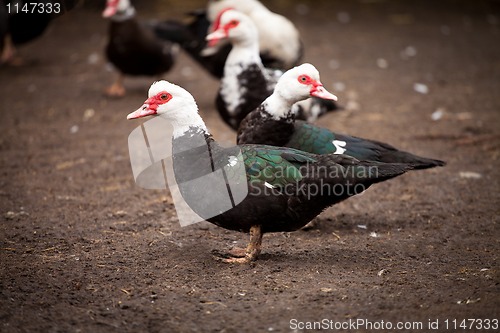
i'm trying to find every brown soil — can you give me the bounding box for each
[1,1,499,332]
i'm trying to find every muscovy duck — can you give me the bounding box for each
[206,0,303,71]
[153,0,303,79]
[153,9,231,79]
[237,64,446,170]
[206,9,338,130]
[103,0,178,97]
[1,0,79,65]
[127,80,415,263]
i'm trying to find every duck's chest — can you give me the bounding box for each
[220,62,272,116]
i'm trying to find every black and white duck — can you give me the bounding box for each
[206,9,338,130]
[127,80,415,263]
[205,0,303,71]
[153,0,303,79]
[237,63,446,170]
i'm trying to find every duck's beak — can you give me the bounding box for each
[127,103,157,120]
[102,1,118,18]
[206,29,227,47]
[310,85,338,101]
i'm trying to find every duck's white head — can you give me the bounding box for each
[206,9,258,47]
[274,63,338,104]
[127,81,207,137]
[207,0,265,21]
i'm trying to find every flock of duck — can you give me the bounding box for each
[104,0,445,263]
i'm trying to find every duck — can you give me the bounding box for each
[127,80,415,263]
[103,0,178,97]
[153,0,303,79]
[237,63,446,170]
[206,9,338,131]
[206,0,303,71]
[153,9,232,79]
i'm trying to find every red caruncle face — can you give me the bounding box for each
[145,91,172,112]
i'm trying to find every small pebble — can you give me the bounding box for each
[88,53,99,65]
[401,46,418,59]
[456,112,473,120]
[377,269,387,276]
[404,46,417,57]
[328,59,340,70]
[70,125,79,134]
[83,108,95,121]
[114,210,128,217]
[431,108,445,121]
[345,100,360,112]
[413,83,429,94]
[180,66,194,78]
[332,82,345,92]
[376,58,388,69]
[459,171,482,179]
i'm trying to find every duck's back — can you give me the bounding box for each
[107,19,175,76]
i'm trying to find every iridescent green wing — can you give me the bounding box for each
[241,145,317,188]
[287,122,338,155]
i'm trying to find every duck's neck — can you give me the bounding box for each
[220,39,267,118]
[225,39,263,71]
[170,110,210,141]
[261,93,296,121]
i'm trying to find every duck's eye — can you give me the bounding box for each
[298,75,309,84]
[228,20,239,28]
[158,92,171,103]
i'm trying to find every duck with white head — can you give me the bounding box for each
[127,80,414,263]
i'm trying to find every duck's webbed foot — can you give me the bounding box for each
[213,225,263,264]
[105,74,126,97]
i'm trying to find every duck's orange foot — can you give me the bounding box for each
[105,82,126,98]
[211,225,263,264]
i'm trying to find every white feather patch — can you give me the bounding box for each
[264,182,276,189]
[332,140,347,154]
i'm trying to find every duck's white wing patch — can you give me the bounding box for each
[332,140,347,154]
[264,181,276,189]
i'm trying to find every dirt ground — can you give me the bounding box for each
[1,0,499,332]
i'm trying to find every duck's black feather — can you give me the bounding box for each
[106,18,176,77]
